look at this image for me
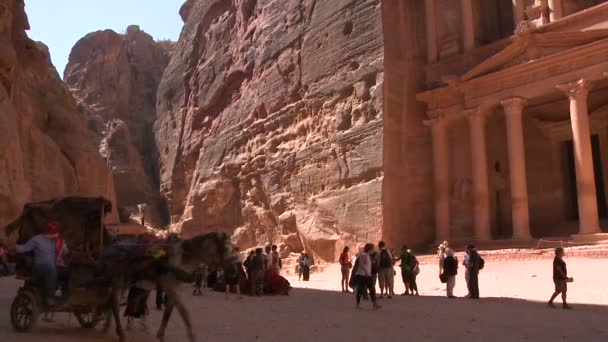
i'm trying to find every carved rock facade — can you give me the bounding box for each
[65,26,171,227]
[0,0,117,230]
[156,0,384,261]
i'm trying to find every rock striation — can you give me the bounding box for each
[156,0,384,261]
[64,25,172,227]
[0,0,117,230]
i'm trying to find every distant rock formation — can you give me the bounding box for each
[0,0,117,230]
[64,25,172,227]
[155,0,384,261]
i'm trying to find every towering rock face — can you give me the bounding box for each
[65,26,171,227]
[0,0,117,230]
[156,0,384,261]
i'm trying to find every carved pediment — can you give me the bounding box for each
[461,29,608,81]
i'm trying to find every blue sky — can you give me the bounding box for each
[25,0,184,76]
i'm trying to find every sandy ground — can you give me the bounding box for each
[0,257,607,341]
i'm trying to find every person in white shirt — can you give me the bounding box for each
[353,243,381,310]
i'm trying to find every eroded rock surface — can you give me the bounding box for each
[65,25,171,227]
[156,0,384,261]
[0,0,117,229]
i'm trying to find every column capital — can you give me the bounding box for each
[556,79,590,100]
[465,105,494,121]
[500,97,528,113]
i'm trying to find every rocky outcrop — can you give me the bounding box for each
[156,0,384,261]
[64,25,171,227]
[0,0,117,230]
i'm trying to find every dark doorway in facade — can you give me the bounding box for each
[563,135,607,220]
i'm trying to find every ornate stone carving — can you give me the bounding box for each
[556,79,590,100]
[514,20,535,35]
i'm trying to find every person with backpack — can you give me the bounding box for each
[370,249,380,294]
[377,241,395,299]
[442,248,458,298]
[224,256,242,300]
[353,243,381,310]
[465,244,483,299]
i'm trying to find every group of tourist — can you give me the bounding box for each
[337,239,574,310]
[240,245,290,296]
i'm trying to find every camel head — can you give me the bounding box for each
[178,232,233,271]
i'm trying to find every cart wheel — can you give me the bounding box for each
[11,290,39,332]
[76,309,112,330]
[75,311,99,329]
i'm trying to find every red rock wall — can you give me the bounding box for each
[64,26,171,227]
[0,0,117,230]
[156,0,384,261]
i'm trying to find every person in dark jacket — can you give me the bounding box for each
[548,247,573,309]
[442,248,458,298]
[465,244,480,299]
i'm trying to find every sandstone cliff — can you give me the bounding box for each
[156,0,384,261]
[0,0,117,230]
[64,26,171,227]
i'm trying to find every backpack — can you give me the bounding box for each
[379,249,392,268]
[478,256,485,270]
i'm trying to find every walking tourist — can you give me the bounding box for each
[377,241,395,298]
[442,248,458,298]
[224,256,242,300]
[353,243,381,310]
[370,248,380,293]
[548,247,573,309]
[465,244,481,299]
[339,246,352,293]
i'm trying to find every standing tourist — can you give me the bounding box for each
[437,241,448,275]
[271,245,282,274]
[339,246,352,293]
[296,252,304,280]
[548,247,573,309]
[251,248,266,296]
[353,243,381,310]
[442,248,458,298]
[399,245,411,295]
[462,251,471,297]
[224,256,242,300]
[377,241,395,299]
[465,244,481,299]
[264,245,273,272]
[406,249,420,296]
[301,252,311,281]
[15,219,59,306]
[370,248,380,294]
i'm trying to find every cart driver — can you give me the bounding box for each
[15,219,60,306]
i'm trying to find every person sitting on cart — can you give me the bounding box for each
[15,219,60,306]
[55,234,70,297]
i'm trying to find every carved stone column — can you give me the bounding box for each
[513,0,526,27]
[426,112,451,242]
[548,0,563,22]
[501,97,532,240]
[556,79,601,234]
[425,0,438,63]
[461,0,475,51]
[468,108,492,241]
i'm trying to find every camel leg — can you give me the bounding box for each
[169,290,195,342]
[156,299,174,341]
[111,289,125,342]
